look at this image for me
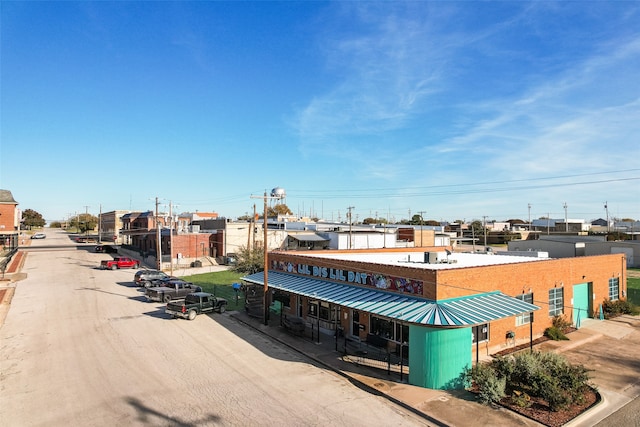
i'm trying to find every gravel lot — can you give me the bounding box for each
[0,230,429,426]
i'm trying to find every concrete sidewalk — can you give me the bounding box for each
[229,311,640,427]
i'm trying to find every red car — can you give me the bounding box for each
[100,256,140,270]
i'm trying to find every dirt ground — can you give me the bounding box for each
[627,269,640,278]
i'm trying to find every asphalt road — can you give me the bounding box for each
[0,229,429,426]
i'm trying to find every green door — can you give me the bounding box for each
[572,283,590,328]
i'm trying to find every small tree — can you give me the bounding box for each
[69,213,98,233]
[267,203,293,217]
[234,246,264,274]
[470,220,485,237]
[22,209,46,229]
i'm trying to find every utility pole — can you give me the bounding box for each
[604,202,610,234]
[482,215,488,248]
[563,202,568,232]
[155,197,162,271]
[83,205,90,241]
[252,203,257,249]
[417,211,426,247]
[347,206,355,249]
[169,201,174,276]
[251,189,285,326]
[547,213,550,236]
[528,203,532,231]
[98,204,102,243]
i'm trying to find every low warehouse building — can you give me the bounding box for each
[243,247,627,390]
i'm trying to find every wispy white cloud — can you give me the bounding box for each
[292,3,451,154]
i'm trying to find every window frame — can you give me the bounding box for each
[472,323,489,344]
[515,292,534,326]
[548,287,564,317]
[608,277,620,301]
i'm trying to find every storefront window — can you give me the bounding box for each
[472,324,489,343]
[308,301,334,321]
[319,301,334,321]
[370,316,408,343]
[371,316,393,339]
[395,322,409,344]
[308,301,318,317]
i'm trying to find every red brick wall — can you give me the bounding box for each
[268,250,626,351]
[0,204,18,230]
[170,234,215,258]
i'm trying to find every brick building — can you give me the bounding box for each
[0,189,20,251]
[242,247,626,390]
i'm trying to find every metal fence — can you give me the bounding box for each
[341,337,409,381]
[273,315,410,382]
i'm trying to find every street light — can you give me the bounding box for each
[251,188,285,326]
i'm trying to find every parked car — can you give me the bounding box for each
[95,244,117,253]
[100,256,140,270]
[31,233,46,239]
[133,269,173,287]
[166,292,228,320]
[75,236,97,243]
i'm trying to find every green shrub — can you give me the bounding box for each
[466,363,506,405]
[490,355,515,379]
[603,298,640,318]
[552,314,572,331]
[511,390,531,408]
[468,351,592,412]
[540,376,572,411]
[544,326,569,341]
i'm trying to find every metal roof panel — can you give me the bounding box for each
[242,272,539,327]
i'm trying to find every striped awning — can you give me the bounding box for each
[242,271,539,327]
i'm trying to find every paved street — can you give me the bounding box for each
[0,230,429,426]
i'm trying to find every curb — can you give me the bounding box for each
[563,388,605,427]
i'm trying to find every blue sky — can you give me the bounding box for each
[1,1,639,224]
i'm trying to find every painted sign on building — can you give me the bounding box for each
[272,260,423,295]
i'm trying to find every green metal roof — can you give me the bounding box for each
[242,271,539,327]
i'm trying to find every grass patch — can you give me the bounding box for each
[627,269,640,306]
[181,270,246,311]
[628,270,640,289]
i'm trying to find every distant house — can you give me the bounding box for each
[591,218,608,227]
[531,218,588,233]
[98,210,130,244]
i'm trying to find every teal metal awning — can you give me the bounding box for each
[242,271,539,327]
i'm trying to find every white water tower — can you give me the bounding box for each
[270,187,286,205]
